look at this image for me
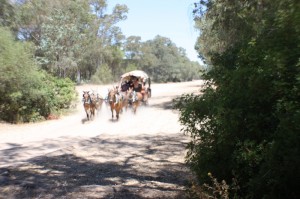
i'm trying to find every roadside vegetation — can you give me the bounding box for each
[175,0,299,198]
[0,27,77,123]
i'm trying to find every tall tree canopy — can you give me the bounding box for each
[123,35,202,82]
[1,0,202,83]
[175,0,300,198]
[11,0,128,82]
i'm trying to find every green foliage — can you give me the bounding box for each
[38,7,88,78]
[123,35,203,82]
[13,0,128,82]
[0,0,15,28]
[175,0,300,198]
[0,27,77,123]
[125,63,138,73]
[47,76,77,110]
[124,36,142,59]
[4,0,202,84]
[91,64,113,84]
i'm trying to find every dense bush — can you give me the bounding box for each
[0,27,77,123]
[175,0,300,198]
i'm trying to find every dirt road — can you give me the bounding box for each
[0,80,203,199]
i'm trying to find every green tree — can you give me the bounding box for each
[124,35,142,60]
[91,63,113,84]
[175,0,300,198]
[139,35,201,82]
[12,0,128,82]
[93,3,128,80]
[0,27,76,123]
[38,6,90,78]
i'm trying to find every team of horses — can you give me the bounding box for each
[82,91,104,121]
[82,86,145,121]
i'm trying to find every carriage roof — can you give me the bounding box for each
[120,70,149,81]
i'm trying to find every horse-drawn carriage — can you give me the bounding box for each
[118,70,151,103]
[82,70,152,121]
[105,70,152,119]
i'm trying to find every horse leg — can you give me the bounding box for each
[91,108,94,120]
[116,109,119,120]
[120,101,123,114]
[143,94,148,105]
[86,110,90,120]
[111,107,114,119]
[134,105,137,114]
[132,103,137,114]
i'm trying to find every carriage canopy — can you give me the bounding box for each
[118,70,151,98]
[120,70,149,80]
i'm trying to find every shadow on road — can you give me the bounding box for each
[0,134,191,199]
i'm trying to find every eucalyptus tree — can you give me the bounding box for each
[15,0,54,44]
[124,35,142,60]
[139,35,200,82]
[139,35,176,82]
[92,3,128,80]
[38,4,92,79]
[13,0,93,79]
[119,36,143,73]
[12,0,128,82]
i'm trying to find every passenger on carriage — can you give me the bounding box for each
[121,80,131,92]
[132,77,143,92]
[129,76,146,102]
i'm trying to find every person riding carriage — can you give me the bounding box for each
[118,70,151,104]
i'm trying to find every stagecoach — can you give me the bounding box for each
[118,70,152,104]
[84,70,152,120]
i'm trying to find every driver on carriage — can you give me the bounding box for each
[129,76,145,102]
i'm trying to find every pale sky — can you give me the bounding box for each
[107,0,201,63]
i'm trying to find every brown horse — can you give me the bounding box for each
[82,91,95,120]
[127,87,143,114]
[141,86,149,105]
[90,92,104,115]
[107,88,123,120]
[120,90,131,112]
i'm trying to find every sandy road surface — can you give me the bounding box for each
[0,80,203,199]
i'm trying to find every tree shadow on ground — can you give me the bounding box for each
[0,134,191,199]
[151,100,174,110]
[149,95,178,110]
